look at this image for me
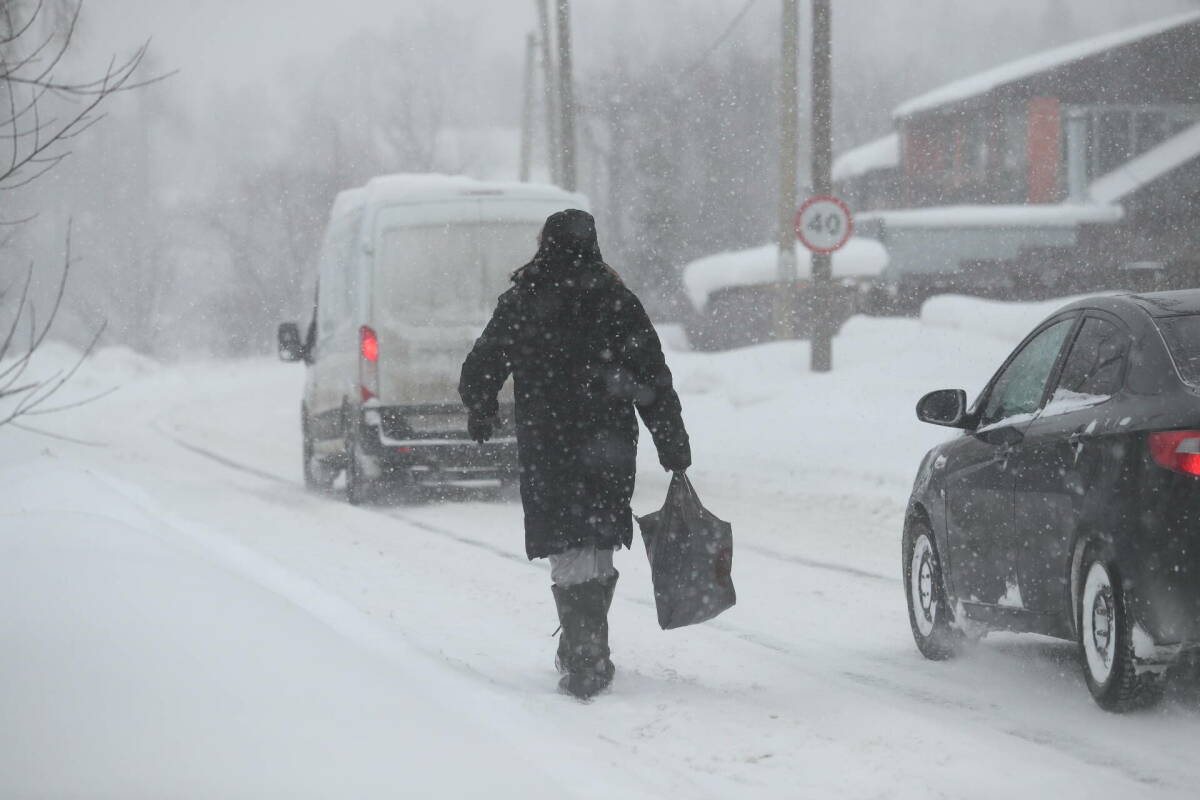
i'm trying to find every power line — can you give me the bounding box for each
[683,0,761,76]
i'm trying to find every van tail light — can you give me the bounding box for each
[1149,431,1200,476]
[359,325,379,402]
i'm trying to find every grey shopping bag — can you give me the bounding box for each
[636,472,735,630]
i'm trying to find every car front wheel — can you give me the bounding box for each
[1077,544,1163,711]
[903,520,960,660]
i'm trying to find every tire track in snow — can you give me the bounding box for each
[160,429,294,486]
[158,426,888,583]
[158,428,1198,794]
[738,542,891,583]
[157,424,532,567]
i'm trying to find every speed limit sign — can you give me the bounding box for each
[795,195,853,253]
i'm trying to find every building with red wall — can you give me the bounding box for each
[836,12,1200,309]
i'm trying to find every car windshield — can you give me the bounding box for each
[375,221,541,326]
[1156,314,1200,386]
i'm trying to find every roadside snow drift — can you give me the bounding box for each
[0,465,628,799]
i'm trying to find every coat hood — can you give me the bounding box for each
[512,209,608,287]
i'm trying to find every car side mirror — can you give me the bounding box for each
[278,322,305,363]
[916,389,969,428]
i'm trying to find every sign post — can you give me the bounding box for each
[809,0,835,372]
[796,194,851,371]
[772,0,800,341]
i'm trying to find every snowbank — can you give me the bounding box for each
[919,293,1090,342]
[0,343,158,429]
[0,463,641,799]
[681,239,889,311]
[654,293,1103,499]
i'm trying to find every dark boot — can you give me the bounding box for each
[551,578,614,700]
[556,570,618,674]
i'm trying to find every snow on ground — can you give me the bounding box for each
[5,296,1200,799]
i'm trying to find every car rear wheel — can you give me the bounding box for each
[343,406,377,506]
[1077,544,1163,712]
[903,520,960,660]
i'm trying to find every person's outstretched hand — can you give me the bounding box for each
[468,414,495,444]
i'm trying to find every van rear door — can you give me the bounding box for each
[370,201,551,428]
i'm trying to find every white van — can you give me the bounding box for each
[278,174,588,502]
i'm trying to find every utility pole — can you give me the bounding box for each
[519,32,536,182]
[773,0,800,340]
[810,0,833,372]
[535,0,561,185]
[555,0,578,191]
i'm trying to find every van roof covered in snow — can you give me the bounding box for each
[329,187,366,220]
[360,173,586,209]
[328,174,587,223]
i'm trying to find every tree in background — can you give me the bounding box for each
[581,48,778,318]
[191,15,471,358]
[33,5,472,362]
[0,0,158,429]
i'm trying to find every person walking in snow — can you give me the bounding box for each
[459,209,691,700]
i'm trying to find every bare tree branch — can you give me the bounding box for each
[0,3,172,193]
[0,0,157,430]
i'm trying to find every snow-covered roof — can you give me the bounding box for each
[858,204,1124,230]
[362,173,586,208]
[832,134,899,182]
[682,239,889,311]
[1089,122,1200,204]
[894,11,1200,119]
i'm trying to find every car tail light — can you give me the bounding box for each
[360,325,379,402]
[1149,431,1200,476]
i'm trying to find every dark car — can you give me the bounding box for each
[905,290,1200,711]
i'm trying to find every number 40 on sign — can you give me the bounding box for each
[795,195,853,254]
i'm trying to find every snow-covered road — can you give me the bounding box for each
[5,297,1200,799]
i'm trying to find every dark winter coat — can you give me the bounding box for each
[459,209,690,560]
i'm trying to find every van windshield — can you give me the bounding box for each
[376,221,541,325]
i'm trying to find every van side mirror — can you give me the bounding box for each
[278,322,306,363]
[916,389,969,428]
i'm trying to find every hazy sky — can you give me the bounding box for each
[82,0,518,98]
[82,0,1197,115]
[83,0,744,97]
